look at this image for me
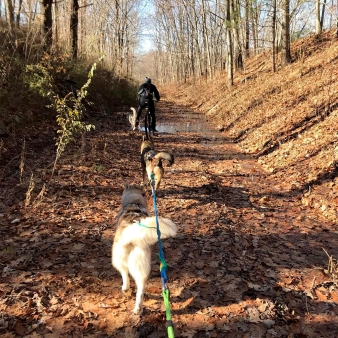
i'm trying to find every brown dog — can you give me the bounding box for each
[140,139,174,192]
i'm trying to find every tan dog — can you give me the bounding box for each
[112,182,177,314]
[140,139,174,192]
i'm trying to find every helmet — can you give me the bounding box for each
[145,77,151,84]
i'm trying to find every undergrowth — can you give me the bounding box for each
[0,45,138,134]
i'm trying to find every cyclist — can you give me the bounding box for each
[135,77,160,132]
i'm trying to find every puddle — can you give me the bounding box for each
[124,109,253,159]
[157,110,254,160]
[124,110,218,137]
[157,112,218,136]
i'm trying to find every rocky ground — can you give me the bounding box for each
[0,100,338,337]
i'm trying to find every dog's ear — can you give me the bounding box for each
[124,181,130,190]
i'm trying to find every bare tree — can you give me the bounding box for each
[41,0,53,50]
[231,0,243,71]
[244,0,250,58]
[251,0,259,54]
[16,0,24,27]
[316,0,321,34]
[320,0,327,30]
[4,0,15,46]
[70,0,79,59]
[281,0,291,66]
[226,0,233,86]
[272,0,277,72]
[315,0,327,34]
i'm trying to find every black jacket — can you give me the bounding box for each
[138,82,160,103]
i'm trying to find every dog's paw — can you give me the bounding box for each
[133,305,143,315]
[122,282,130,292]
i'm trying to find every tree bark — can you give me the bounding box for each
[251,0,259,54]
[16,0,23,27]
[226,0,233,86]
[70,0,79,59]
[4,0,15,46]
[281,0,291,66]
[315,0,321,35]
[231,0,243,71]
[272,0,276,72]
[201,0,213,80]
[320,0,327,32]
[42,0,53,50]
[245,0,250,58]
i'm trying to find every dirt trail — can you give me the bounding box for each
[0,101,337,337]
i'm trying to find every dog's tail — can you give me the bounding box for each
[130,107,137,117]
[122,217,177,246]
[154,152,174,166]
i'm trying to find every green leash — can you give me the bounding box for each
[150,172,175,338]
[163,288,174,337]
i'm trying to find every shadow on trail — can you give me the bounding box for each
[163,184,254,210]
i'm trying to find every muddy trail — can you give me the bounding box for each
[0,101,337,338]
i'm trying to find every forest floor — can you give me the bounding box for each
[1,100,338,338]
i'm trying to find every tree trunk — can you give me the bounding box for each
[53,0,58,43]
[16,0,23,27]
[226,0,233,86]
[42,0,53,50]
[232,0,243,71]
[281,0,291,66]
[251,0,259,54]
[315,0,321,35]
[272,0,276,72]
[320,0,327,31]
[201,0,213,80]
[4,0,15,46]
[70,0,79,60]
[245,0,250,58]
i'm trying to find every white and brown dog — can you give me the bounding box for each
[140,139,174,192]
[112,182,177,314]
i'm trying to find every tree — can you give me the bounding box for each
[70,0,79,59]
[244,0,250,58]
[315,0,321,35]
[320,0,327,31]
[4,0,15,47]
[315,0,327,35]
[231,0,243,71]
[16,0,24,27]
[272,0,277,72]
[42,0,53,50]
[226,0,233,86]
[281,0,291,66]
[201,0,212,80]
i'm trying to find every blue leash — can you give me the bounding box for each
[150,172,175,338]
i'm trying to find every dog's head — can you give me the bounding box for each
[121,182,148,210]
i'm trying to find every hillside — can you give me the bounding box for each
[164,29,338,224]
